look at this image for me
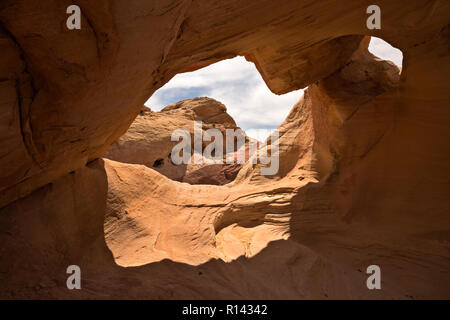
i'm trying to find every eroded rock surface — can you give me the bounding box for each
[104,97,256,184]
[0,0,448,207]
[0,0,449,299]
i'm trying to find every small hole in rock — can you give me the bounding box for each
[153,158,164,168]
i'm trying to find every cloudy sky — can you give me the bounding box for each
[145,37,402,140]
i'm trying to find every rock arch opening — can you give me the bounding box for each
[103,35,406,268]
[105,57,305,186]
[0,0,447,299]
[104,37,404,188]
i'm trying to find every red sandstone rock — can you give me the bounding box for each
[181,163,242,185]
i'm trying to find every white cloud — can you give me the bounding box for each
[145,56,304,140]
[368,37,403,67]
[245,128,275,143]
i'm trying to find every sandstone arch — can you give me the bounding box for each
[0,0,449,299]
[0,0,447,206]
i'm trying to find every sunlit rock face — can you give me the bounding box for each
[0,1,449,299]
[104,97,256,185]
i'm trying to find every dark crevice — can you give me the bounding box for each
[0,20,40,169]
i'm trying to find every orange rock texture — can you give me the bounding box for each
[104,97,254,184]
[0,1,449,299]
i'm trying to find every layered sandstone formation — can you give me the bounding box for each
[0,0,449,299]
[104,97,256,184]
